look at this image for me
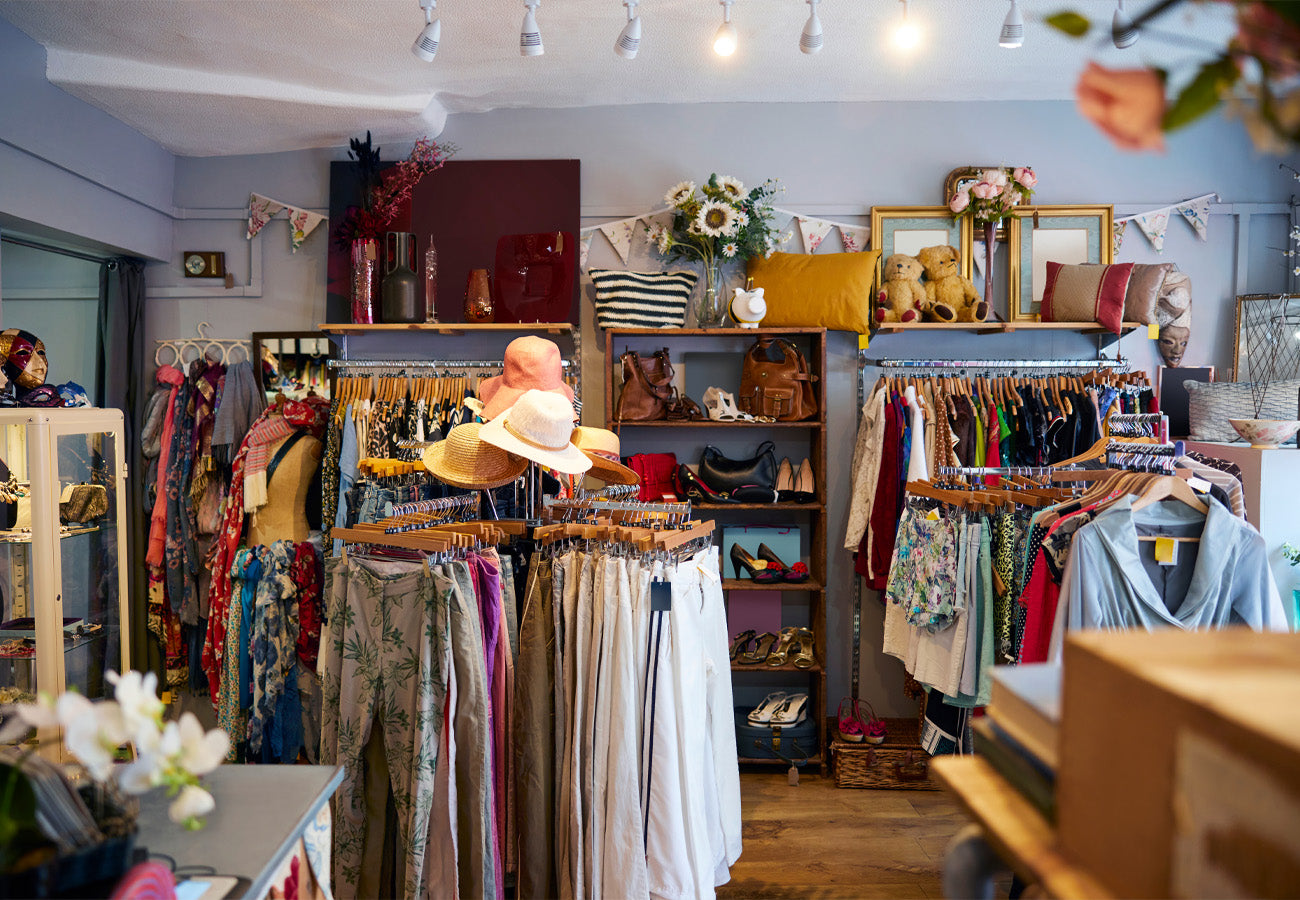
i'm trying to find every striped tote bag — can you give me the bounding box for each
[589,269,698,329]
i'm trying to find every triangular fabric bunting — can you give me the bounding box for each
[579,232,595,270]
[1133,210,1170,252]
[286,207,326,252]
[246,193,285,239]
[1112,220,1128,257]
[1177,197,1210,241]
[839,225,870,254]
[599,220,635,265]
[797,216,835,254]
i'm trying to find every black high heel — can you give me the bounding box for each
[675,464,736,504]
[730,543,781,583]
[729,629,756,661]
[757,543,810,584]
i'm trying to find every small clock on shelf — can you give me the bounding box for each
[183,251,226,279]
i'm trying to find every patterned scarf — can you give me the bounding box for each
[146,365,186,567]
[189,359,226,503]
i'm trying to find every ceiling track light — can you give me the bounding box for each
[411,0,440,61]
[1112,0,1139,49]
[893,0,919,51]
[521,0,543,57]
[999,0,1024,49]
[616,0,642,59]
[713,0,738,57]
[800,0,823,55]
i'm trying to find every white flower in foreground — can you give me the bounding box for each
[169,784,215,827]
[717,175,745,199]
[696,201,738,238]
[63,700,129,781]
[108,670,164,740]
[665,181,695,207]
[176,713,229,776]
[116,753,163,795]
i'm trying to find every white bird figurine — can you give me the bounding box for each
[730,281,767,328]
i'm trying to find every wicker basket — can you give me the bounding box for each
[830,716,942,790]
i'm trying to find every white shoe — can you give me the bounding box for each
[748,691,789,725]
[769,693,808,726]
[703,386,753,422]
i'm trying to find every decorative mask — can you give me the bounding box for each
[0,329,49,390]
[1155,270,1192,368]
[1158,325,1191,368]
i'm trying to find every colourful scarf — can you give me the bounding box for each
[146,365,185,567]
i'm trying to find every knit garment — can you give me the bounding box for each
[211,360,266,467]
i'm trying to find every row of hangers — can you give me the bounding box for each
[332,371,485,411]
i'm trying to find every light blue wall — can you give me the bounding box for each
[0,243,99,395]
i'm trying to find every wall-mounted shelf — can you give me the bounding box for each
[319,322,573,336]
[609,420,823,429]
[871,321,1147,337]
[722,579,824,592]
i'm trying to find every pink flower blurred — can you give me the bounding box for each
[948,191,971,213]
[971,182,999,200]
[1235,2,1300,77]
[980,168,1008,188]
[1075,62,1166,152]
[1013,167,1037,189]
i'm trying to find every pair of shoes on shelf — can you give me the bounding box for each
[775,457,816,503]
[835,697,887,744]
[677,465,737,504]
[749,691,809,726]
[702,386,776,423]
[736,626,817,668]
[730,543,810,584]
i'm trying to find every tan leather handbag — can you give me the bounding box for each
[739,338,818,421]
[615,348,675,421]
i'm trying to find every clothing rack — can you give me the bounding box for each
[154,321,251,367]
[1107,412,1169,441]
[328,358,573,371]
[570,483,640,501]
[863,356,1128,372]
[937,465,1065,478]
[1106,439,1182,474]
[388,493,480,520]
[542,494,692,518]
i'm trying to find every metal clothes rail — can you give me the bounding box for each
[328,358,572,370]
[862,356,1128,371]
[542,494,691,517]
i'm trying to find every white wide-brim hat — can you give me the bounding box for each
[479,389,592,475]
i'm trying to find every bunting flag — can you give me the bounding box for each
[1112,220,1128,257]
[246,193,285,239]
[598,219,637,265]
[286,207,327,252]
[839,225,870,254]
[1133,209,1170,252]
[1177,196,1210,241]
[579,231,594,269]
[797,216,836,254]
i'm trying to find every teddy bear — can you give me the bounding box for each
[875,253,928,324]
[917,244,987,323]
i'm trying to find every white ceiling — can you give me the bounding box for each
[0,0,1236,157]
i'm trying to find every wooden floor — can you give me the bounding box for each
[717,771,977,899]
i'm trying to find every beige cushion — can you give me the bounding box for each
[1084,262,1170,324]
[1186,379,1300,442]
[1040,262,1133,334]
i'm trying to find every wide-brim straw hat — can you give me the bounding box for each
[480,335,575,420]
[479,389,592,475]
[422,422,529,490]
[571,426,639,485]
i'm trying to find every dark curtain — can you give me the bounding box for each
[97,259,152,674]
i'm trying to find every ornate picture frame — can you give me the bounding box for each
[1233,292,1300,382]
[943,167,1016,241]
[1009,204,1114,322]
[868,206,972,289]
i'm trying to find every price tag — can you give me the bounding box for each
[858,333,870,351]
[650,581,672,611]
[1186,476,1212,494]
[1154,536,1178,566]
[926,508,941,521]
[1148,322,1160,339]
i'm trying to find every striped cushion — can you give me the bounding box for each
[1186,379,1300,442]
[1040,261,1133,334]
[589,269,697,329]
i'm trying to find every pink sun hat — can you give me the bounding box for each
[479,335,575,420]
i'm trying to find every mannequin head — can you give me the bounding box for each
[1158,325,1191,367]
[0,330,48,390]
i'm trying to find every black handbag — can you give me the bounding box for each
[697,441,777,496]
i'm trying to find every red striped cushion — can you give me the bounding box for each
[1040,262,1133,334]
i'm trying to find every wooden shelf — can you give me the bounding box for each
[605,326,827,337]
[694,501,823,511]
[722,579,823,592]
[319,322,574,336]
[871,321,1147,337]
[732,661,822,673]
[608,419,823,429]
[738,752,825,766]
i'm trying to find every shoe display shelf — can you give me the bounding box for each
[604,326,829,768]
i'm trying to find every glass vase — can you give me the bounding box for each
[696,262,726,327]
[464,268,495,323]
[350,238,377,325]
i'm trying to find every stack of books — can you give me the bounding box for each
[974,663,1061,821]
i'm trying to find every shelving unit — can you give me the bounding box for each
[871,320,1147,339]
[604,326,829,768]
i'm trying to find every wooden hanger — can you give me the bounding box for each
[1131,474,1208,516]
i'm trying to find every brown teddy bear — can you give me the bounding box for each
[875,253,928,324]
[917,245,987,323]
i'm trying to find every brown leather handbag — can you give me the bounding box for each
[739,337,818,421]
[615,348,675,421]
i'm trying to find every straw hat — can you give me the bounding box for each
[422,422,529,490]
[571,427,639,485]
[479,389,592,474]
[479,336,575,419]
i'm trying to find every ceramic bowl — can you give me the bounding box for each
[1228,418,1300,449]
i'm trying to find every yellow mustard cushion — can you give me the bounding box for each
[745,250,881,333]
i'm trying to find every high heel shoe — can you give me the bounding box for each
[702,387,754,422]
[730,543,781,583]
[765,626,798,666]
[791,457,816,504]
[775,457,794,502]
[676,465,736,504]
[854,699,888,744]
[791,627,817,668]
[738,631,777,664]
[756,543,810,584]
[729,629,756,661]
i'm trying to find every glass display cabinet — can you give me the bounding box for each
[0,409,129,707]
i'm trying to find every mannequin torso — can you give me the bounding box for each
[249,432,323,545]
